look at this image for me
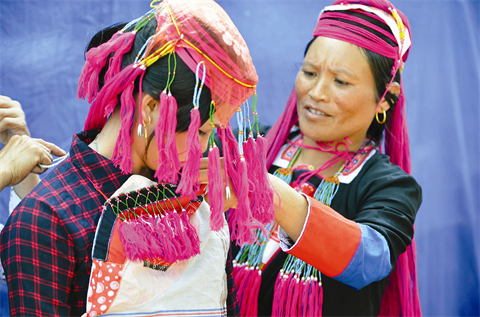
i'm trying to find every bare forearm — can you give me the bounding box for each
[13,173,40,199]
[0,168,10,192]
[269,173,309,241]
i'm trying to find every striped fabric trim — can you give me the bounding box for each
[332,223,391,290]
[102,307,227,317]
[283,196,362,277]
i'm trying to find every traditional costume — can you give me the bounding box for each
[0,1,275,316]
[233,1,422,316]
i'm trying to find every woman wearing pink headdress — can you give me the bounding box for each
[0,1,275,316]
[232,0,422,316]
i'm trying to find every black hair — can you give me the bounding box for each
[85,18,212,133]
[304,10,401,145]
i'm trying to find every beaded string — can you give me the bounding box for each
[166,52,177,92]
[208,101,217,148]
[234,222,279,270]
[193,61,206,110]
[106,183,187,222]
[242,102,247,142]
[244,99,252,138]
[251,92,259,135]
[272,145,302,184]
[236,107,245,157]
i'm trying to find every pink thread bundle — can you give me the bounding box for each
[176,107,202,200]
[272,270,323,317]
[78,30,136,103]
[112,84,136,173]
[165,92,181,181]
[243,136,275,224]
[207,144,225,231]
[154,91,182,184]
[104,31,137,83]
[117,210,200,264]
[222,124,266,246]
[235,265,262,317]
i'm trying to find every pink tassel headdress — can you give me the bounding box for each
[78,0,274,240]
[266,1,421,315]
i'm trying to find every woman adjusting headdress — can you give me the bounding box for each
[232,0,421,316]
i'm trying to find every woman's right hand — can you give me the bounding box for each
[0,135,65,190]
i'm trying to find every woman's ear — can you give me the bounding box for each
[141,93,157,124]
[378,82,400,113]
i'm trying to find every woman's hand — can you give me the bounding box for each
[0,95,30,145]
[0,135,65,191]
[198,157,238,211]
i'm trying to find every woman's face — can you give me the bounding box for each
[295,36,380,149]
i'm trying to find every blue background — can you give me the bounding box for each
[1,0,479,316]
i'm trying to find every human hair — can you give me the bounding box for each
[304,9,401,146]
[85,18,212,134]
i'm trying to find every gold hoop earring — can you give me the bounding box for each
[142,115,152,141]
[376,109,387,124]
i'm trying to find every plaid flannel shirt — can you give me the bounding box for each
[0,130,238,317]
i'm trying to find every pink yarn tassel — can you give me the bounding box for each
[243,136,257,195]
[301,278,308,317]
[84,64,144,131]
[385,79,411,174]
[118,211,200,264]
[285,272,298,316]
[177,108,202,199]
[289,275,301,317]
[223,125,262,245]
[318,282,323,317]
[237,266,254,316]
[233,262,240,279]
[253,135,275,223]
[272,271,287,317]
[78,30,131,103]
[234,264,248,291]
[306,278,315,317]
[104,31,136,82]
[154,91,169,182]
[165,93,181,183]
[208,145,225,231]
[249,269,262,317]
[278,272,293,317]
[312,278,320,317]
[111,83,136,173]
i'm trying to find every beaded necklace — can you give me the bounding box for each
[233,137,375,317]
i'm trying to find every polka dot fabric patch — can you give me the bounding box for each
[86,259,124,316]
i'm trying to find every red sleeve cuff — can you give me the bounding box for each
[284,195,362,276]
